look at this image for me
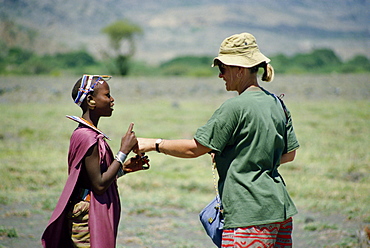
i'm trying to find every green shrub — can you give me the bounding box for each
[0,226,18,238]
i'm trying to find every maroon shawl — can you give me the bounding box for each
[41,126,121,248]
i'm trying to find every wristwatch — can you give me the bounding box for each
[155,138,163,153]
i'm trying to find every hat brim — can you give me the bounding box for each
[211,54,270,68]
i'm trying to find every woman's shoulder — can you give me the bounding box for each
[221,92,256,109]
[222,94,245,106]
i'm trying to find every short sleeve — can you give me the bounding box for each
[194,102,236,153]
[285,108,300,153]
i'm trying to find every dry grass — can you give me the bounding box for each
[0,74,369,247]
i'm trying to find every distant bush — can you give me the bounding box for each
[270,48,370,74]
[1,47,98,75]
[6,47,34,65]
[340,55,370,73]
[158,50,369,76]
[2,47,39,74]
[19,56,54,74]
[54,51,96,68]
[0,47,368,76]
[159,55,214,77]
[0,56,6,74]
[128,60,162,77]
[0,226,18,238]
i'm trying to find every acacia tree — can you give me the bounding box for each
[101,19,142,76]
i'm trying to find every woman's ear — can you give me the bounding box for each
[236,66,245,79]
[240,66,248,74]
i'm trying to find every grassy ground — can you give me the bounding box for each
[0,74,369,247]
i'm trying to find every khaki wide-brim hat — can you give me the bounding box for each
[212,33,270,68]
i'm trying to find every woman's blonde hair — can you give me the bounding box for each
[263,63,274,82]
[250,62,274,82]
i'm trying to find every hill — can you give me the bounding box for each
[0,0,369,64]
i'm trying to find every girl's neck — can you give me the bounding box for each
[82,113,99,127]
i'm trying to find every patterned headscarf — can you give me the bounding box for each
[74,74,112,106]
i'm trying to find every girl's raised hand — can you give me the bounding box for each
[120,123,137,154]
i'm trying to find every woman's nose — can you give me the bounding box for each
[218,73,223,78]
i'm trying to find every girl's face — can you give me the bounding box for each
[91,81,114,117]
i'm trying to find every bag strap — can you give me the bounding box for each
[210,154,221,205]
[274,94,289,122]
[212,162,219,195]
[274,94,289,185]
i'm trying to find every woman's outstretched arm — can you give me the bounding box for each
[137,138,212,158]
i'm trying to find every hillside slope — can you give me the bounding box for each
[1,0,369,63]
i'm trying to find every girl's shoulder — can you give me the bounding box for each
[71,126,98,145]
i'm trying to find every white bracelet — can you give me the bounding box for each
[115,151,127,178]
[115,151,127,165]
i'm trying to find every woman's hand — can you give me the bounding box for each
[123,154,150,173]
[120,123,138,154]
[135,138,157,154]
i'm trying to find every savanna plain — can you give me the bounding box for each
[0,74,369,248]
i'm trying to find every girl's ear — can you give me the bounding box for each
[86,95,96,110]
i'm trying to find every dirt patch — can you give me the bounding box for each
[0,203,367,247]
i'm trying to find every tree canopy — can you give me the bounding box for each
[101,19,143,76]
[101,19,142,54]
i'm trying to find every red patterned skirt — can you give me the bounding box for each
[221,217,293,248]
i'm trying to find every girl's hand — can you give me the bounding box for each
[123,154,150,173]
[120,123,137,154]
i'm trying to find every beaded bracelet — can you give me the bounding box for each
[117,167,125,178]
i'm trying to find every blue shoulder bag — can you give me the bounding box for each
[199,160,223,247]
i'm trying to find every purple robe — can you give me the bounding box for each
[41,126,121,248]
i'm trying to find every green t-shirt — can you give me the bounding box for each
[194,88,299,229]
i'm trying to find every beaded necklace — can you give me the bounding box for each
[66,115,111,140]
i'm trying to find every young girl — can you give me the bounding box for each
[42,75,149,248]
